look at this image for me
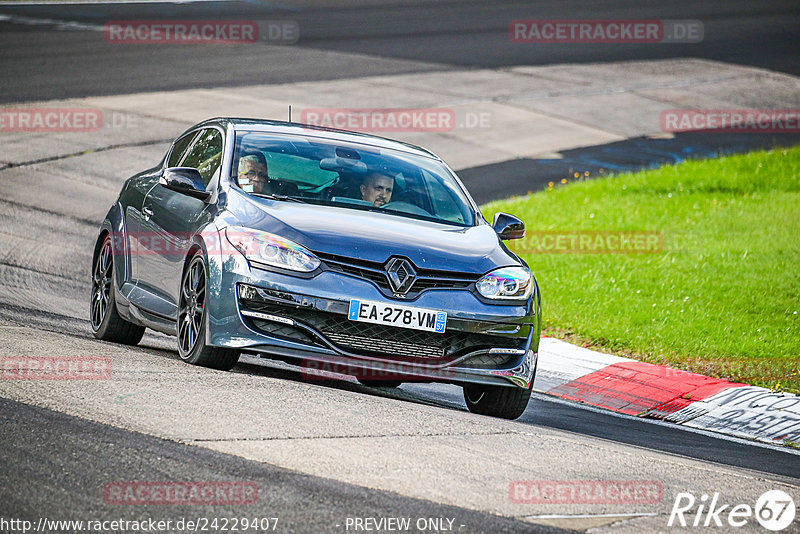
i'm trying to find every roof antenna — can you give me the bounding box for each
[288,105,292,123]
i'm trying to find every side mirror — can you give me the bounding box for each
[492,212,525,240]
[161,167,211,201]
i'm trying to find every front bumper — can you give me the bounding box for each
[205,249,539,389]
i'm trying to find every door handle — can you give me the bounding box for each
[142,207,153,221]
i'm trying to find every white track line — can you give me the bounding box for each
[522,512,658,519]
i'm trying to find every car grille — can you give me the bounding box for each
[314,251,480,297]
[326,332,444,360]
[240,299,525,366]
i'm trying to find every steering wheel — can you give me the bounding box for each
[381,201,432,217]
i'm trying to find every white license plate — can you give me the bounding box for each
[348,299,446,334]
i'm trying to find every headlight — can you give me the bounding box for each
[476,267,533,300]
[225,226,320,273]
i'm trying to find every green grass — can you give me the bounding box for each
[482,147,800,393]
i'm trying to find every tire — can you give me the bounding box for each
[91,234,145,345]
[177,253,239,371]
[358,379,402,388]
[463,383,532,419]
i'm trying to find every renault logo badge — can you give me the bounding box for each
[385,258,417,294]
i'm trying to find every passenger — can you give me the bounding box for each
[237,153,269,194]
[360,173,394,207]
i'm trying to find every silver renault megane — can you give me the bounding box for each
[91,118,541,419]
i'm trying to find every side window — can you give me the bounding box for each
[167,132,197,168]
[181,129,223,186]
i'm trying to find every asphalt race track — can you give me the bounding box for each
[0,0,798,102]
[1,1,799,532]
[1,398,559,534]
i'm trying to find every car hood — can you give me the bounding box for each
[226,193,519,274]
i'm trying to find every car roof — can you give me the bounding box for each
[195,117,440,160]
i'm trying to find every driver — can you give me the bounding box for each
[237,152,269,194]
[360,172,393,207]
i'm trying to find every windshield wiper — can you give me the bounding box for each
[252,193,308,203]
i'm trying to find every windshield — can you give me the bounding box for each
[231,131,475,226]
